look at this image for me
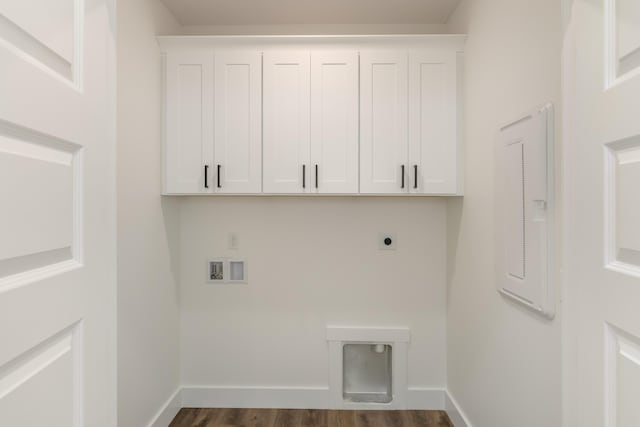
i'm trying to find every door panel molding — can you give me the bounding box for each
[604,135,640,278]
[605,323,640,427]
[0,322,83,427]
[605,0,640,87]
[0,119,82,293]
[0,0,84,88]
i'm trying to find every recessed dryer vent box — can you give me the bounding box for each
[326,326,410,409]
[343,343,392,404]
[207,258,247,284]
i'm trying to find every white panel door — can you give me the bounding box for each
[409,51,457,194]
[263,51,311,194]
[564,1,640,426]
[214,51,262,193]
[310,52,359,194]
[360,52,408,194]
[0,0,116,426]
[164,52,214,194]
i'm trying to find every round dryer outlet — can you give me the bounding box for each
[378,233,397,250]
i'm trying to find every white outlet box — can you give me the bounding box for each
[228,232,239,249]
[378,233,397,250]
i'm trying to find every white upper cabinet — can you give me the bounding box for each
[263,51,311,194]
[263,51,359,194]
[160,36,464,196]
[310,52,359,194]
[164,52,214,194]
[359,52,409,194]
[214,52,262,193]
[164,51,261,194]
[360,50,460,195]
[409,51,458,194]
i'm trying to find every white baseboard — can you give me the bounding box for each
[180,386,447,411]
[147,388,182,427]
[406,388,446,410]
[445,391,473,427]
[181,386,330,409]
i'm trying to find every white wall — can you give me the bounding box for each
[446,1,562,426]
[179,197,447,396]
[117,1,182,426]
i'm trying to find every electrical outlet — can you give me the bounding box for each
[228,232,239,249]
[378,233,396,250]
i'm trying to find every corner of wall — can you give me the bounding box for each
[445,391,473,427]
[147,388,182,427]
[445,0,471,34]
[116,0,183,426]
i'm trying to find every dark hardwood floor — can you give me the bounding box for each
[169,408,454,427]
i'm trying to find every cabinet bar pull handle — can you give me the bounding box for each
[303,164,306,189]
[401,165,405,189]
[414,165,418,189]
[204,165,209,188]
[217,164,222,188]
[315,164,318,189]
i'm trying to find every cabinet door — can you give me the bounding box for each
[409,51,458,194]
[263,51,311,194]
[214,52,262,193]
[310,52,359,194]
[360,52,409,194]
[164,52,214,194]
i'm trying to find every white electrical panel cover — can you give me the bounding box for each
[495,104,555,318]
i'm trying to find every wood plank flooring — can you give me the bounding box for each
[169,408,454,427]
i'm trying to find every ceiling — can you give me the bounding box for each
[160,0,462,26]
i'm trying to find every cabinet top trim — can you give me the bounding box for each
[157,34,466,51]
